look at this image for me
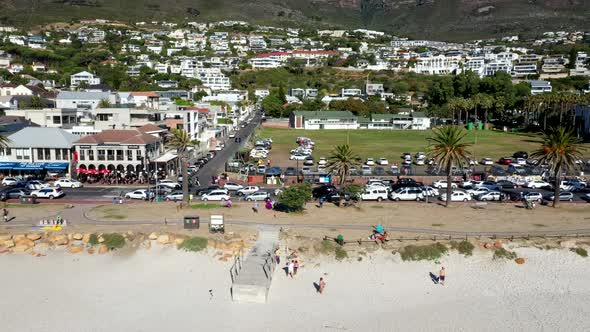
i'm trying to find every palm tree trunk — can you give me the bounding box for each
[182,154,189,205]
[446,163,452,207]
[553,169,560,208]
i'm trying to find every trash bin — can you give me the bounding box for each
[467,122,474,130]
[477,122,484,130]
[183,216,200,229]
[20,196,37,204]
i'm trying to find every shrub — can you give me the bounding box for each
[334,247,348,261]
[275,182,312,212]
[88,233,99,246]
[101,233,125,250]
[450,240,475,257]
[493,248,517,260]
[571,247,588,257]
[400,243,448,261]
[178,236,208,252]
[317,239,334,255]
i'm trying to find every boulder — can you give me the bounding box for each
[157,234,170,244]
[82,234,91,243]
[50,234,68,246]
[98,246,109,254]
[3,240,15,248]
[149,232,159,240]
[68,245,84,254]
[67,234,74,240]
[174,238,185,246]
[483,243,493,249]
[13,234,26,242]
[0,234,12,242]
[15,238,35,248]
[87,248,95,254]
[515,258,526,264]
[493,240,503,248]
[98,236,105,243]
[12,245,30,253]
[560,240,577,249]
[72,233,83,240]
[26,233,42,241]
[0,246,9,254]
[141,240,151,250]
[33,243,50,255]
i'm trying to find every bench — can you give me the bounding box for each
[472,202,487,209]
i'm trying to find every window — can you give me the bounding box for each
[136,150,142,161]
[116,150,123,161]
[97,150,105,161]
[53,116,61,125]
[126,150,133,161]
[55,149,61,160]
[45,148,51,160]
[37,149,44,160]
[79,149,85,161]
[107,150,114,161]
[63,149,70,160]
[88,150,94,161]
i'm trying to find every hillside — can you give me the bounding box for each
[1,0,589,39]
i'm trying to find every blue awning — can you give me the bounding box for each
[0,162,16,170]
[44,162,69,170]
[13,162,45,171]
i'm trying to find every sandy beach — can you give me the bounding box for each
[1,245,589,332]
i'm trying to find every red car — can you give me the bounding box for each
[498,157,513,165]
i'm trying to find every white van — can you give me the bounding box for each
[361,188,389,202]
[390,187,424,201]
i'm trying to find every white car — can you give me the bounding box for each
[25,180,50,190]
[366,182,389,190]
[421,186,439,197]
[476,191,502,201]
[516,158,527,165]
[2,177,20,186]
[481,158,494,165]
[439,191,471,202]
[415,152,426,159]
[432,180,458,189]
[237,186,260,196]
[377,158,389,166]
[318,157,328,166]
[290,153,308,161]
[165,191,184,201]
[54,178,82,188]
[390,187,424,201]
[466,187,491,197]
[245,191,270,201]
[30,187,65,199]
[360,188,389,202]
[414,159,425,166]
[524,180,551,189]
[224,182,244,191]
[201,190,231,201]
[125,189,154,200]
[366,158,376,166]
[229,132,236,138]
[157,180,181,189]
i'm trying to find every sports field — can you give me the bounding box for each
[256,128,589,163]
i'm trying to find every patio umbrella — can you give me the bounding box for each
[74,168,87,174]
[99,169,110,174]
[87,169,98,175]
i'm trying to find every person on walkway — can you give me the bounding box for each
[439,266,446,286]
[318,196,324,208]
[287,260,295,278]
[294,260,299,275]
[274,247,281,265]
[252,200,259,213]
[318,277,326,294]
[3,208,8,223]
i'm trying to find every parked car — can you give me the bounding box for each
[481,158,494,165]
[560,180,586,192]
[25,180,50,190]
[521,191,543,202]
[515,158,527,165]
[476,191,502,201]
[201,190,231,201]
[54,178,82,188]
[283,167,297,176]
[361,188,389,201]
[165,191,184,201]
[498,157,514,165]
[224,182,244,191]
[439,191,471,202]
[496,180,517,189]
[237,186,260,196]
[157,179,181,189]
[303,156,315,166]
[545,192,574,202]
[195,185,225,195]
[374,167,385,176]
[289,153,308,160]
[0,188,29,201]
[312,185,337,199]
[318,157,327,166]
[432,180,457,189]
[415,152,426,159]
[30,187,64,199]
[366,158,376,166]
[377,158,389,166]
[414,158,425,166]
[245,191,270,201]
[125,189,154,200]
[513,151,529,159]
[2,177,22,186]
[257,165,266,174]
[466,187,492,197]
[324,191,352,203]
[361,165,372,176]
[524,180,552,189]
[479,181,500,190]
[421,186,439,197]
[390,187,424,201]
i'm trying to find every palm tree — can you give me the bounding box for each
[427,126,472,207]
[168,129,199,205]
[327,145,360,189]
[530,127,585,208]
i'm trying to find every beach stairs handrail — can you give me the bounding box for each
[229,248,244,284]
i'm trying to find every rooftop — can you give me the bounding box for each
[75,129,161,145]
[292,111,356,119]
[7,127,79,148]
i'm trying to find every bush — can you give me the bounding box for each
[101,233,126,250]
[88,233,99,246]
[178,236,208,252]
[334,247,348,261]
[493,248,517,260]
[400,243,448,261]
[450,240,475,256]
[317,239,334,255]
[275,182,312,212]
[571,247,588,257]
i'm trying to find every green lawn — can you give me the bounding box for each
[257,128,587,162]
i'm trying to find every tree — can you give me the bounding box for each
[29,95,43,109]
[98,99,110,108]
[530,127,585,208]
[327,145,360,189]
[427,126,472,207]
[167,129,199,205]
[276,182,312,212]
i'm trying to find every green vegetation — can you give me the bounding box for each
[88,234,99,246]
[334,247,348,261]
[217,118,234,125]
[450,240,475,257]
[493,248,517,260]
[327,145,360,188]
[571,247,588,258]
[101,233,126,250]
[189,203,228,209]
[399,243,448,261]
[317,239,335,255]
[276,182,312,212]
[178,237,208,252]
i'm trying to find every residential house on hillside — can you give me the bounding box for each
[0,96,18,110]
[70,71,101,87]
[56,91,116,110]
[530,80,552,95]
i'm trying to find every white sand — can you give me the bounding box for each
[1,247,590,332]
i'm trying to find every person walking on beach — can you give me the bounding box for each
[3,208,8,223]
[439,267,446,286]
[318,277,326,294]
[287,260,295,278]
[294,260,299,276]
[252,200,259,213]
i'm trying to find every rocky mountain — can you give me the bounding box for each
[0,0,589,39]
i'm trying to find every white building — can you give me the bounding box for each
[530,80,552,95]
[70,71,101,87]
[248,52,290,69]
[290,111,358,130]
[412,55,461,75]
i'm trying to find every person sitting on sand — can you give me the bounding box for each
[318,277,326,294]
[439,267,446,286]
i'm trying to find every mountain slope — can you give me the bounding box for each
[0,0,589,39]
